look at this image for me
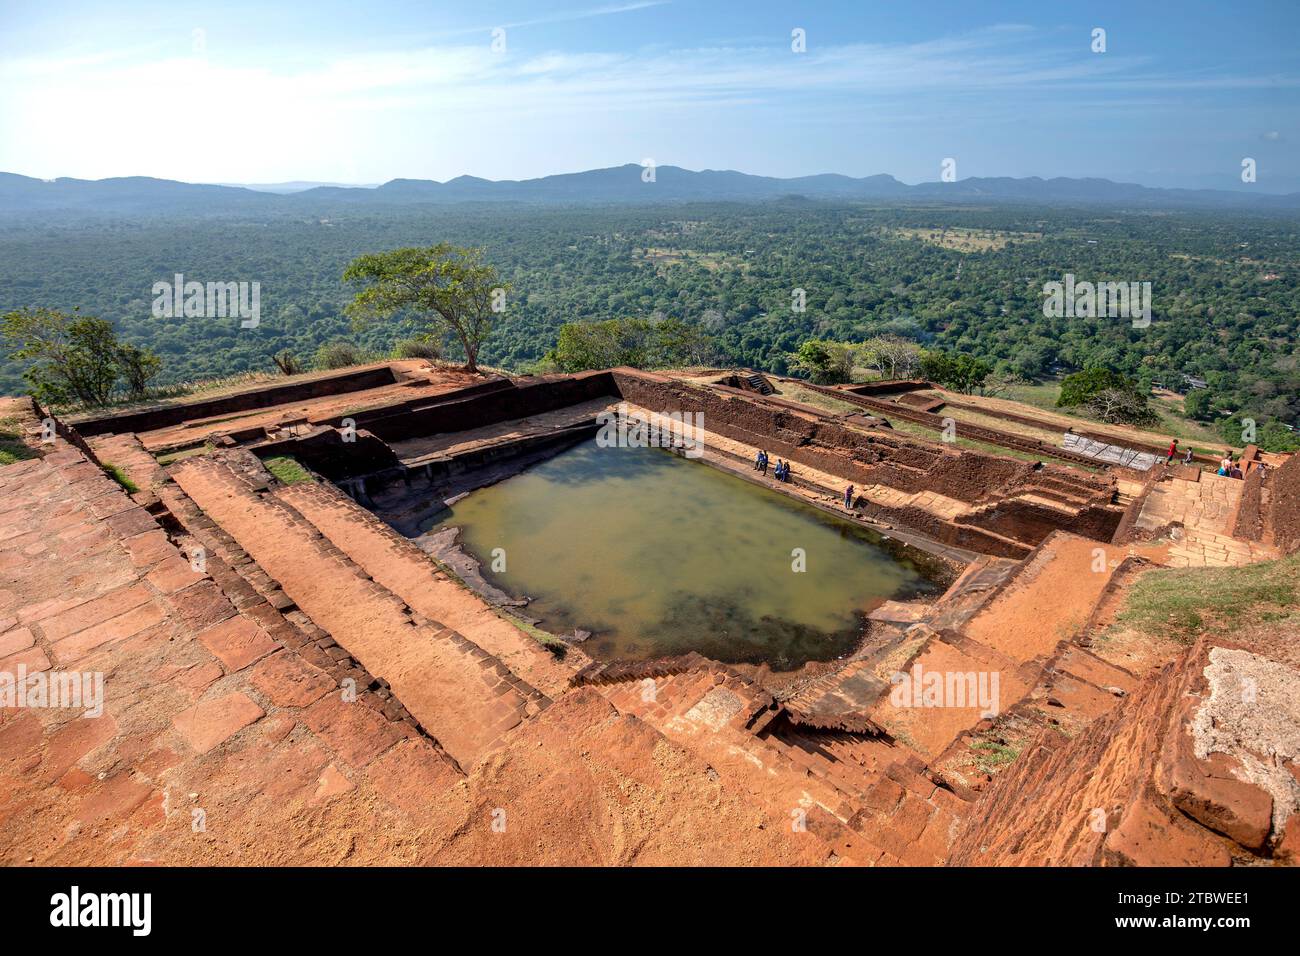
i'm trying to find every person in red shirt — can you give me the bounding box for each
[1166,438,1178,462]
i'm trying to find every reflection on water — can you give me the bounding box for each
[427,441,941,667]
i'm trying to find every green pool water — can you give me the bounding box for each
[426,440,943,668]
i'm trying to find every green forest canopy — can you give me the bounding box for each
[1,200,1297,435]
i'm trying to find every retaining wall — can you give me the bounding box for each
[360,371,618,443]
[612,370,1118,553]
[801,381,1119,471]
[70,364,402,437]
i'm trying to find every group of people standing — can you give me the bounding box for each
[1217,454,1247,479]
[1166,439,1255,479]
[754,450,857,511]
[754,450,793,482]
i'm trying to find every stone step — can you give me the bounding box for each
[783,658,892,733]
[581,653,779,733]
[86,432,169,509]
[591,663,890,864]
[275,478,574,698]
[169,454,537,769]
[762,731,878,808]
[0,437,471,863]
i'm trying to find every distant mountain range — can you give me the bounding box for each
[2,165,1298,216]
[215,181,382,193]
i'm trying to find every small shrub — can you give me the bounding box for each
[116,343,162,399]
[394,337,441,361]
[272,350,304,376]
[313,341,368,370]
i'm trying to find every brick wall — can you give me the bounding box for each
[362,371,618,443]
[71,365,401,437]
[1269,454,1300,553]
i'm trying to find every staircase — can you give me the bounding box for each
[744,372,775,395]
[277,478,577,698]
[577,651,971,865]
[168,453,547,769]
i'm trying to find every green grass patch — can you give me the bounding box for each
[0,417,39,466]
[498,610,570,657]
[1113,554,1300,643]
[770,381,862,415]
[101,462,139,494]
[262,456,314,485]
[971,738,1020,773]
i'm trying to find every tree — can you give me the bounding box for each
[1216,415,1249,447]
[1257,420,1300,453]
[1183,390,1216,421]
[1,307,121,407]
[860,336,922,380]
[651,317,715,368]
[1059,367,1157,425]
[920,348,993,394]
[1087,387,1159,426]
[343,244,504,374]
[1057,367,1134,408]
[979,369,1027,398]
[544,317,714,372]
[789,339,856,384]
[115,343,162,399]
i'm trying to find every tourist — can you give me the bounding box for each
[773,459,784,480]
[1183,447,1195,465]
[754,450,764,471]
[758,451,769,475]
[1166,438,1178,463]
[783,463,793,483]
[1229,461,1244,479]
[844,485,855,509]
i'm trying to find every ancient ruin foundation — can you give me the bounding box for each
[1,360,1296,866]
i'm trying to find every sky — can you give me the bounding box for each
[1,0,1297,191]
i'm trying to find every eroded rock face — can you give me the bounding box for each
[1166,749,1272,850]
[947,638,1297,866]
[1189,647,1300,840]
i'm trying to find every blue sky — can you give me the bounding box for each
[2,0,1297,190]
